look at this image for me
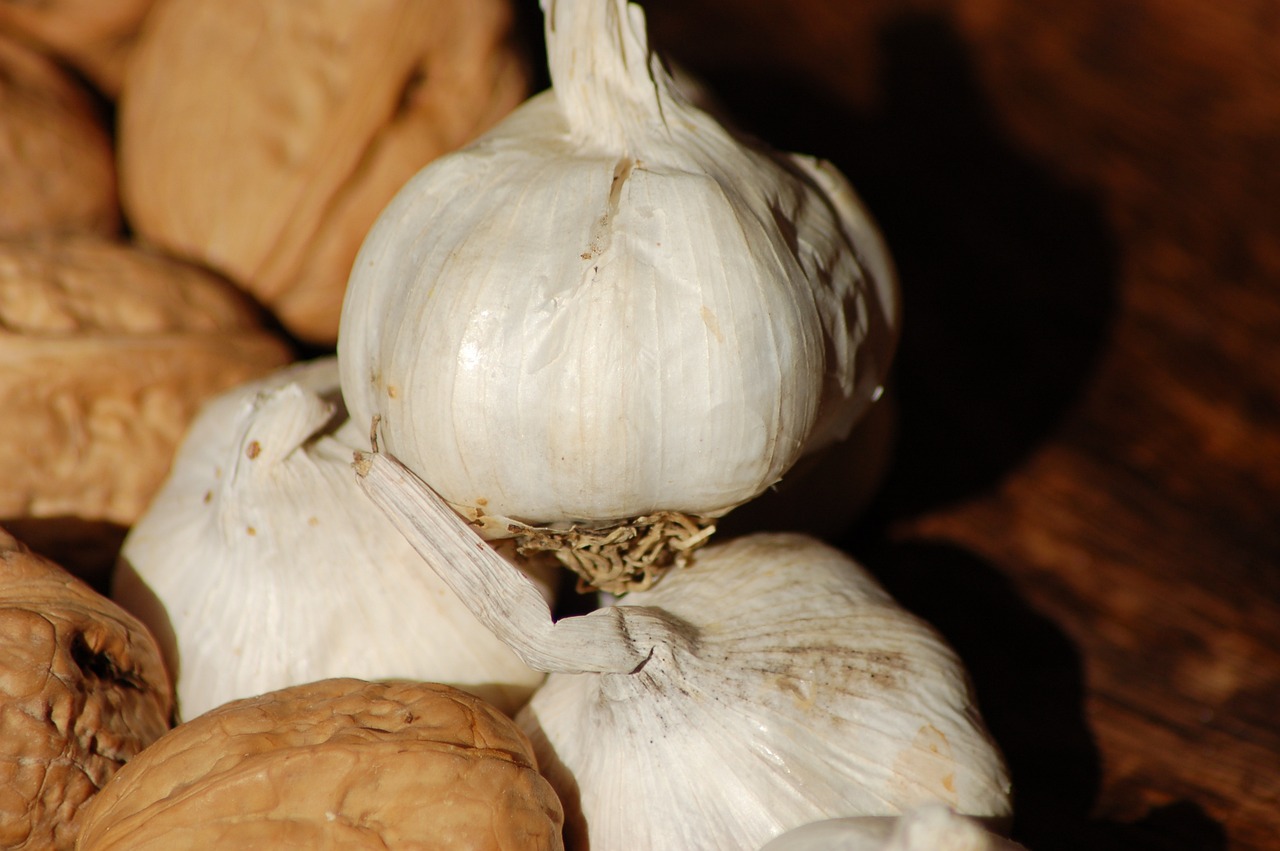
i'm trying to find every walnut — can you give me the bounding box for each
[0,34,119,237]
[0,0,156,97]
[0,527,173,850]
[76,678,565,849]
[117,0,531,344]
[0,235,292,577]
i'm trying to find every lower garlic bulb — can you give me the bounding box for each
[518,535,1013,850]
[114,358,551,721]
[356,454,1012,851]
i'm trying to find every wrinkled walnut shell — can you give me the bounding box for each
[0,527,173,850]
[76,678,565,850]
[0,34,119,237]
[0,235,292,573]
[118,0,530,343]
[0,0,156,97]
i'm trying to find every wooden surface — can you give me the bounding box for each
[635,2,1280,849]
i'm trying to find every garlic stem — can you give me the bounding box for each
[543,0,680,155]
[354,450,696,674]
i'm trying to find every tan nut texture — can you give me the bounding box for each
[0,0,156,97]
[0,527,174,850]
[0,34,119,237]
[0,235,293,534]
[76,678,566,850]
[118,0,530,344]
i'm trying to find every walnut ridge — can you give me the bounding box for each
[0,527,173,850]
[75,678,565,850]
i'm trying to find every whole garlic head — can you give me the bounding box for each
[520,534,1013,850]
[338,0,898,590]
[115,358,550,721]
[356,454,1012,851]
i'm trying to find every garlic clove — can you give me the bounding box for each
[338,0,899,590]
[115,358,551,721]
[758,804,1027,851]
[356,451,1012,851]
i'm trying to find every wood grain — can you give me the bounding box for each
[638,1,1280,848]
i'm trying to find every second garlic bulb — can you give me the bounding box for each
[115,359,550,720]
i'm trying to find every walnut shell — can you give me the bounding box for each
[0,235,293,573]
[0,34,119,237]
[0,0,156,97]
[118,0,530,344]
[76,678,565,850]
[0,527,173,850]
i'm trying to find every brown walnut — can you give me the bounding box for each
[76,678,565,850]
[0,34,119,237]
[0,235,292,575]
[0,527,173,850]
[0,0,156,97]
[118,0,531,344]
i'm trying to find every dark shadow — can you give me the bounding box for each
[1,515,127,595]
[1082,801,1228,851]
[850,536,1225,850]
[854,537,1100,848]
[650,11,1121,521]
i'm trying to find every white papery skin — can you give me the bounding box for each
[353,453,1011,851]
[113,359,549,721]
[516,534,1012,851]
[338,0,898,529]
[758,804,1027,851]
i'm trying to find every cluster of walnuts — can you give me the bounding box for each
[0,0,568,847]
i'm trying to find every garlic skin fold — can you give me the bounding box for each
[355,452,1012,851]
[114,359,549,721]
[337,0,898,542]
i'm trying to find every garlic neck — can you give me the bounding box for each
[542,0,682,156]
[354,449,698,674]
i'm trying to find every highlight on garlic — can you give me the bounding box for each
[338,0,900,592]
[758,804,1027,851]
[355,452,1012,851]
[113,358,552,721]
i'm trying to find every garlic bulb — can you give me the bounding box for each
[356,452,1012,851]
[114,358,551,720]
[758,804,1026,851]
[338,0,899,591]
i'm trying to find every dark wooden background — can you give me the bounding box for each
[596,1,1280,848]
